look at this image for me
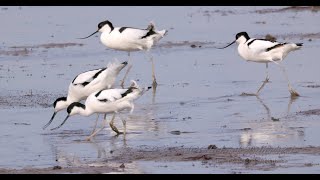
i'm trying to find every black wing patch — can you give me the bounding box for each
[247,38,273,47]
[119,27,128,33]
[121,87,137,97]
[98,99,108,102]
[72,75,78,84]
[73,68,107,87]
[247,39,257,47]
[141,30,157,39]
[266,43,287,52]
[81,82,90,86]
[119,26,146,33]
[95,90,103,97]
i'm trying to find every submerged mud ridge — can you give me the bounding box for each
[112,146,320,163]
[0,43,84,57]
[255,6,320,14]
[0,166,121,174]
[2,146,320,174]
[158,41,216,49]
[297,109,320,116]
[191,6,320,18]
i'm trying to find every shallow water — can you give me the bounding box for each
[0,6,320,173]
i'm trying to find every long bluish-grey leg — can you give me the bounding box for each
[145,52,157,88]
[86,113,108,141]
[274,61,300,97]
[151,54,157,88]
[120,52,133,88]
[109,113,122,135]
[256,63,270,95]
[90,114,100,136]
[118,114,127,135]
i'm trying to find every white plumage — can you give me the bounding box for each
[50,80,151,141]
[79,20,168,87]
[216,31,302,97]
[43,60,128,130]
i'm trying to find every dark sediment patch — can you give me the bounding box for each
[1,146,320,173]
[302,84,320,88]
[0,48,30,56]
[10,42,84,49]
[0,43,84,57]
[111,146,320,162]
[0,165,120,174]
[0,90,64,109]
[297,109,320,116]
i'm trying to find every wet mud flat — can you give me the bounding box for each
[1,145,320,174]
[1,6,320,173]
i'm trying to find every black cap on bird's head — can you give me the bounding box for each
[235,32,250,41]
[67,102,85,114]
[78,20,114,39]
[214,31,250,49]
[42,97,67,130]
[50,102,86,131]
[98,20,113,30]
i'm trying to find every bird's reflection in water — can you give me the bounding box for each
[239,95,303,147]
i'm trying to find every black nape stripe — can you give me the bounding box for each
[53,97,67,108]
[266,43,287,52]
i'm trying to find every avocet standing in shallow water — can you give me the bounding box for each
[50,80,151,141]
[79,20,168,88]
[215,31,302,97]
[43,61,128,130]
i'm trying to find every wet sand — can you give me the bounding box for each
[0,6,320,174]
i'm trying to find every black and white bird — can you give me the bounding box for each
[50,80,151,141]
[43,61,128,130]
[216,31,302,97]
[79,20,168,88]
